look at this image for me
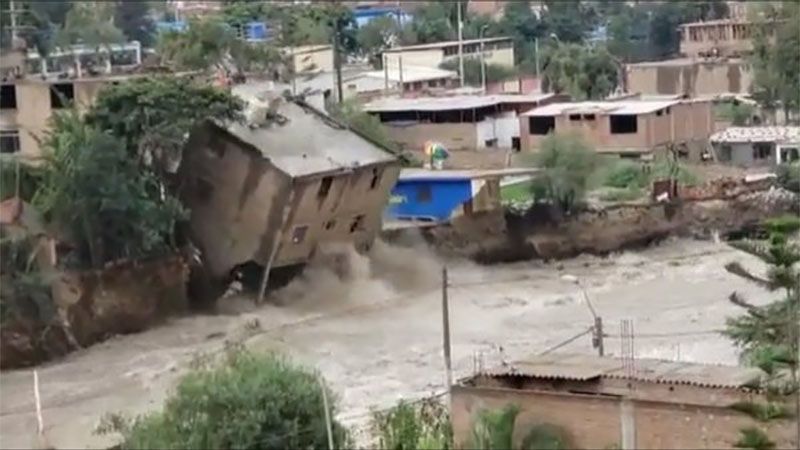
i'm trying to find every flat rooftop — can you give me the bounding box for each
[522,100,681,117]
[472,353,763,390]
[383,36,512,53]
[364,93,555,113]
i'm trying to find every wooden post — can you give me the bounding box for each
[33,370,43,437]
[256,189,295,305]
[319,376,335,450]
[441,266,453,393]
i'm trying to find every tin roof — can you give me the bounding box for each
[219,97,396,178]
[363,93,555,113]
[480,353,763,390]
[399,168,540,182]
[710,126,800,144]
[383,36,512,53]
[522,100,680,117]
[361,65,457,83]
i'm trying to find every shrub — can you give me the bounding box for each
[602,160,648,189]
[470,405,520,450]
[775,162,800,193]
[520,423,572,450]
[595,186,645,203]
[528,133,599,214]
[372,398,452,450]
[107,349,349,450]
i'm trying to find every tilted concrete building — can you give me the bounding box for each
[178,94,400,292]
[625,58,753,97]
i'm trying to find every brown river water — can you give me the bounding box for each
[0,237,773,448]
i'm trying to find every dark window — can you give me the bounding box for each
[0,130,20,153]
[416,185,432,203]
[484,138,498,148]
[511,137,521,151]
[194,178,214,202]
[583,114,596,121]
[656,109,664,116]
[50,83,74,109]
[369,168,382,190]
[291,225,308,244]
[609,115,638,134]
[752,143,772,160]
[529,116,555,135]
[665,107,671,115]
[349,214,365,233]
[569,114,581,121]
[0,85,17,109]
[318,176,333,199]
[324,220,336,230]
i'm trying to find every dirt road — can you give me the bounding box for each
[0,238,770,448]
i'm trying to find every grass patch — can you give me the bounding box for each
[501,179,536,203]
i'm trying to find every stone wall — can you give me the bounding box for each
[0,254,188,370]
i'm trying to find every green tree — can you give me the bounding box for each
[53,1,126,74]
[540,42,619,100]
[439,58,516,86]
[748,3,800,123]
[156,17,284,76]
[529,133,599,214]
[0,0,71,54]
[101,349,350,449]
[113,0,154,47]
[499,1,544,69]
[410,2,455,44]
[356,16,415,66]
[605,4,650,62]
[33,111,185,269]
[540,0,597,43]
[723,216,800,446]
[85,76,244,177]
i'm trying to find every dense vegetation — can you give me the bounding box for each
[98,349,350,449]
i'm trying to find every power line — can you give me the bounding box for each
[537,328,594,356]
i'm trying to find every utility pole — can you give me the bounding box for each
[333,23,343,104]
[593,317,605,357]
[479,25,489,94]
[534,37,541,78]
[456,1,464,88]
[441,266,453,394]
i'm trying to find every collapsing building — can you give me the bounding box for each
[178,93,400,299]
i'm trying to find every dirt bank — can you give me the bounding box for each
[1,255,188,370]
[396,187,800,263]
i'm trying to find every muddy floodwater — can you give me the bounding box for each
[0,238,774,449]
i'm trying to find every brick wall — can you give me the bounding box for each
[451,384,796,449]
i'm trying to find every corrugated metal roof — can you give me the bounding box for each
[363,93,555,113]
[383,36,512,52]
[220,97,396,178]
[522,100,679,117]
[480,353,763,390]
[361,65,457,83]
[399,168,541,181]
[710,126,800,144]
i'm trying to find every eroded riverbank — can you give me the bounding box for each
[0,238,776,449]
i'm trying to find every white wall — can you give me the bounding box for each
[475,111,520,149]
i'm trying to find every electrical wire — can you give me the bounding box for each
[537,328,594,356]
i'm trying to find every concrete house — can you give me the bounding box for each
[1,42,145,160]
[178,96,400,287]
[382,37,515,71]
[678,18,777,58]
[711,126,800,167]
[626,58,752,97]
[365,93,564,151]
[451,353,796,449]
[520,99,714,157]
